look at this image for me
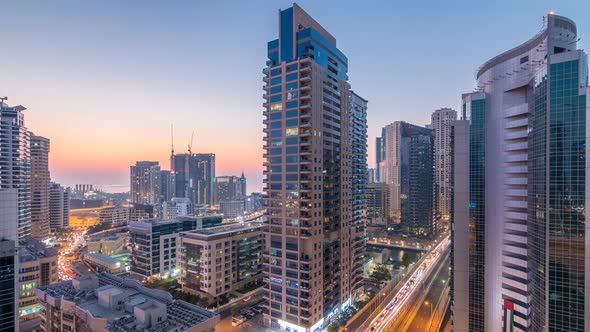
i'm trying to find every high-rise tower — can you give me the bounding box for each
[0,100,31,239]
[30,134,50,240]
[430,108,457,221]
[262,4,367,331]
[452,13,589,332]
[383,121,436,234]
[130,161,161,205]
[171,153,215,206]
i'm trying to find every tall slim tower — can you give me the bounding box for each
[130,161,161,205]
[0,101,31,239]
[430,108,456,221]
[375,128,386,183]
[452,13,589,332]
[262,4,366,330]
[30,134,50,240]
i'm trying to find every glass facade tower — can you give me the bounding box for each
[452,14,589,332]
[262,4,367,331]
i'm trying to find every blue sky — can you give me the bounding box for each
[1,0,588,192]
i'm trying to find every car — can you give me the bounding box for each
[232,316,245,327]
[242,296,251,303]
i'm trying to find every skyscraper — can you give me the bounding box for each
[215,175,242,203]
[158,170,176,203]
[375,128,386,183]
[430,108,457,220]
[0,100,31,239]
[452,13,589,332]
[0,189,19,332]
[383,121,436,235]
[262,4,367,330]
[130,161,161,205]
[49,182,70,231]
[171,153,215,206]
[30,134,50,240]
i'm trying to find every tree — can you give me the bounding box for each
[370,265,392,282]
[402,253,413,268]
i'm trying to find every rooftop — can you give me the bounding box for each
[181,222,263,240]
[86,252,124,266]
[36,273,217,331]
[19,236,58,262]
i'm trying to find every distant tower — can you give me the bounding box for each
[130,161,161,205]
[430,108,457,221]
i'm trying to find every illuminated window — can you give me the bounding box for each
[270,103,283,111]
[286,128,298,136]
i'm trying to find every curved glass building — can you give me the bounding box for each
[452,13,589,332]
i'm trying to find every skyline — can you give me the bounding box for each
[2,0,588,193]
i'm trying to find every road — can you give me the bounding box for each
[366,235,450,332]
[406,255,450,332]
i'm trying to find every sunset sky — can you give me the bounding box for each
[2,0,587,193]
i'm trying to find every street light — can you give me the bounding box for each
[424,301,433,332]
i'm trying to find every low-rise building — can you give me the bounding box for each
[35,273,218,332]
[84,253,126,274]
[87,235,126,256]
[129,203,155,222]
[178,222,263,302]
[18,237,58,321]
[162,197,194,220]
[99,206,129,226]
[129,216,222,279]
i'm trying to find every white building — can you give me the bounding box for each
[162,197,194,220]
[452,14,589,332]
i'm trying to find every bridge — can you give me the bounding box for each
[367,241,428,252]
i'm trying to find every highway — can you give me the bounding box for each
[406,255,450,332]
[366,235,450,332]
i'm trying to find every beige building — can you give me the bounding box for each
[84,253,126,274]
[30,134,51,240]
[430,108,457,220]
[18,236,58,321]
[87,235,125,256]
[178,222,263,302]
[99,206,129,226]
[35,273,218,332]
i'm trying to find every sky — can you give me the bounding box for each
[1,0,589,193]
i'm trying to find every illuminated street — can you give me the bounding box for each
[367,235,450,332]
[56,230,86,280]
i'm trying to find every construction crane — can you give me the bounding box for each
[188,131,194,155]
[170,124,175,156]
